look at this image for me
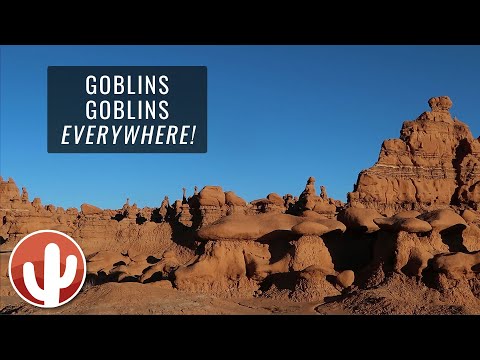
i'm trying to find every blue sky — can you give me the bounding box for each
[1,46,479,209]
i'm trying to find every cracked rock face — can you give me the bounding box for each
[348,96,480,215]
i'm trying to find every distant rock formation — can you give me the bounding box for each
[81,203,103,216]
[225,191,246,206]
[295,177,340,218]
[348,96,480,215]
[196,186,227,226]
[0,177,21,207]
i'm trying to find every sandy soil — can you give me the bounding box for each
[1,281,325,315]
[3,274,478,315]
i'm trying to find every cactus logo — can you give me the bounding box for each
[8,230,86,308]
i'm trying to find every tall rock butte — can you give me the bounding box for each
[348,96,480,215]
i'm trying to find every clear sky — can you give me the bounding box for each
[1,46,479,209]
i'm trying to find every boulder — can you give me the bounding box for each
[336,270,355,289]
[198,186,226,207]
[417,209,467,232]
[197,213,301,241]
[338,207,383,233]
[291,221,330,236]
[81,203,103,216]
[299,211,346,233]
[224,191,246,206]
[266,193,284,206]
[315,219,347,233]
[374,217,432,233]
[395,218,432,233]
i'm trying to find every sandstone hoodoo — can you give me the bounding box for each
[348,96,480,215]
[1,95,480,315]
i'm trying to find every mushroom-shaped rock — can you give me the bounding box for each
[198,186,226,207]
[316,219,347,233]
[197,213,302,241]
[397,218,432,233]
[224,191,246,206]
[373,217,395,230]
[336,270,355,289]
[417,209,467,232]
[396,218,432,233]
[374,217,432,233]
[291,221,330,236]
[337,207,383,233]
[81,203,103,216]
[298,217,346,233]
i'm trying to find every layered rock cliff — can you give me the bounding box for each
[348,96,480,215]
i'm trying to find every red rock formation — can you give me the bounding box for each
[196,186,227,226]
[178,203,193,226]
[225,191,246,206]
[348,96,479,215]
[3,95,480,314]
[456,136,480,209]
[0,177,21,207]
[296,177,339,218]
[198,186,225,207]
[81,203,103,216]
[250,198,278,214]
